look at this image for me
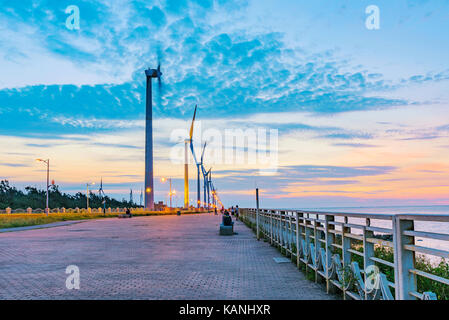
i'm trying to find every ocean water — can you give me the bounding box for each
[293,205,449,263]
[302,205,449,216]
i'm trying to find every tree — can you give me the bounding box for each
[0,180,137,209]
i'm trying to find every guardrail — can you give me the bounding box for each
[0,207,161,214]
[240,208,449,300]
[0,206,209,214]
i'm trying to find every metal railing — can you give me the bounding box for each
[240,208,449,300]
[0,206,209,214]
[0,207,153,214]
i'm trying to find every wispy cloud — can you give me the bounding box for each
[0,162,30,167]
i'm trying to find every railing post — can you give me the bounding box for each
[393,216,416,300]
[304,215,311,273]
[288,214,293,258]
[270,211,273,245]
[342,216,351,300]
[325,215,335,293]
[314,219,319,282]
[363,219,375,300]
[256,188,260,241]
[295,212,300,268]
[280,211,284,250]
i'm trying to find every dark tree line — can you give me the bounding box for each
[0,180,136,209]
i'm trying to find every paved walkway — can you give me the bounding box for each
[0,220,83,233]
[0,213,333,299]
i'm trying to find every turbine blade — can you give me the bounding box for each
[201,141,207,162]
[189,105,197,141]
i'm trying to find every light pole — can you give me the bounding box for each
[36,158,50,216]
[86,182,95,210]
[161,177,173,208]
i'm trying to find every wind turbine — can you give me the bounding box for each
[200,142,211,209]
[186,105,198,208]
[206,168,212,208]
[189,105,203,208]
[144,62,162,210]
[98,178,106,215]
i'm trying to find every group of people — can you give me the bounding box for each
[215,205,239,217]
[215,205,239,227]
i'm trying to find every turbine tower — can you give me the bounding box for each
[189,105,202,208]
[184,138,189,208]
[144,65,162,210]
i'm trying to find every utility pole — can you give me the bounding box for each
[46,160,49,215]
[169,178,172,208]
[87,184,89,209]
[140,189,143,207]
[36,159,50,216]
[86,182,95,210]
[161,178,173,209]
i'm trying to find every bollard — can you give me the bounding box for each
[393,216,416,300]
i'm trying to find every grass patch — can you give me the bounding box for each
[0,210,206,229]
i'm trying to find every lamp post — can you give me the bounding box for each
[145,187,152,210]
[161,177,173,208]
[86,182,95,210]
[36,158,50,216]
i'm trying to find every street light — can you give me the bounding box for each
[36,158,50,216]
[86,182,95,210]
[161,177,173,208]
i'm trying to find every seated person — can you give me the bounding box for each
[222,210,233,226]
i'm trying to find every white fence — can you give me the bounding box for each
[0,207,149,214]
[240,208,449,300]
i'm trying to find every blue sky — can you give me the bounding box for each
[0,0,448,208]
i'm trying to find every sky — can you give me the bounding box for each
[0,0,448,208]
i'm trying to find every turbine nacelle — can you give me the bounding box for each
[145,67,162,78]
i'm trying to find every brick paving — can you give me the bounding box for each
[0,213,334,300]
